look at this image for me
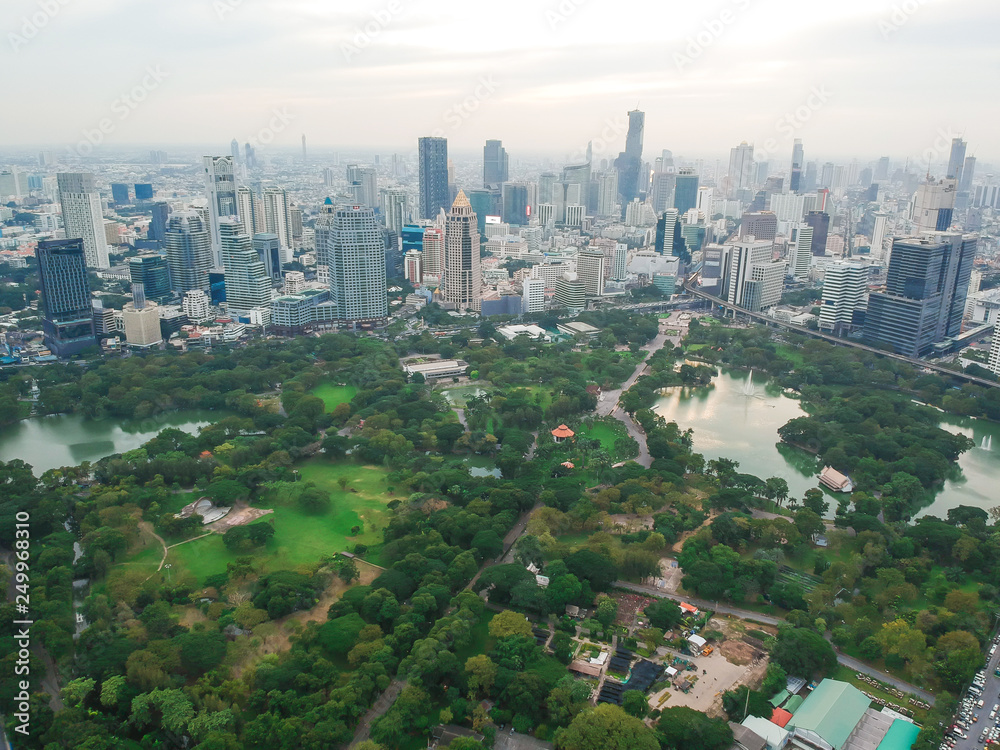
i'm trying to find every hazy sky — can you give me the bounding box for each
[5,0,999,164]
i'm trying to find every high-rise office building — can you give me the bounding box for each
[380,188,409,236]
[960,157,977,193]
[554,272,586,311]
[728,141,755,196]
[870,212,890,260]
[739,211,777,241]
[484,140,509,187]
[790,140,804,193]
[726,239,784,311]
[502,182,530,226]
[422,227,444,278]
[863,233,977,356]
[874,157,890,182]
[597,171,620,217]
[346,165,378,208]
[122,284,162,348]
[467,189,501,235]
[655,209,680,256]
[614,109,644,215]
[135,184,154,202]
[326,205,388,327]
[231,138,241,163]
[149,202,170,245]
[577,248,605,297]
[129,254,172,301]
[418,137,449,220]
[404,249,423,284]
[253,233,283,281]
[164,212,213,294]
[36,238,97,357]
[521,278,545,314]
[220,219,272,315]
[262,187,293,258]
[203,156,239,266]
[674,169,699,215]
[819,262,867,333]
[57,172,110,269]
[649,171,674,214]
[443,191,482,312]
[805,211,830,256]
[537,172,557,205]
[111,183,130,205]
[788,224,814,280]
[947,138,967,183]
[912,178,957,232]
[819,162,835,190]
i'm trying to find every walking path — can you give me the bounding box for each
[348,679,406,748]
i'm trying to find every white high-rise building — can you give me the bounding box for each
[220,219,272,315]
[443,191,482,312]
[164,212,213,294]
[612,243,628,281]
[788,224,814,280]
[577,248,606,297]
[203,156,239,266]
[521,278,545,313]
[183,290,211,321]
[819,262,867,333]
[726,239,782,311]
[314,199,337,285]
[728,142,755,196]
[597,171,619,217]
[769,193,807,223]
[327,205,388,327]
[262,187,293,260]
[380,188,409,236]
[236,186,263,236]
[989,332,1000,377]
[346,165,378,207]
[57,172,110,269]
[565,205,585,227]
[870,212,890,260]
[966,269,983,319]
[912,178,957,233]
[553,272,586,311]
[284,270,306,295]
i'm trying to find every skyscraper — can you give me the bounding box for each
[149,202,170,245]
[111,183,130,205]
[380,188,409,236]
[674,169,699,215]
[726,239,784,311]
[870,212,890,260]
[220,219,272,315]
[253,233,283,281]
[788,224,814,280]
[728,141,755,197]
[947,138,967,183]
[418,137,449,220]
[576,248,605,297]
[863,233,977,356]
[422,227,444,278]
[231,138,241,163]
[912,178,957,232]
[739,211,777,241]
[805,211,830,256]
[614,109,644,216]
[790,140,804,193]
[164,212,213,294]
[129,254,172,301]
[203,156,239,266]
[819,262,867,333]
[598,171,620,217]
[237,186,262,236]
[654,209,680,256]
[36,238,97,357]
[467,189,501,235]
[502,183,530,226]
[346,164,378,207]
[960,157,977,193]
[262,187,293,258]
[443,191,482,312]
[484,139,509,188]
[57,172,110,269]
[326,205,388,328]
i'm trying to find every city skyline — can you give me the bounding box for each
[4,0,999,162]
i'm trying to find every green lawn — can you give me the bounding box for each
[310,382,358,412]
[167,459,393,583]
[775,345,806,369]
[831,665,929,724]
[577,420,637,461]
[455,612,495,663]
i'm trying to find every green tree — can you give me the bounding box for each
[595,596,619,629]
[556,703,658,750]
[489,610,533,640]
[622,690,649,718]
[465,654,498,698]
[656,706,733,750]
[772,627,837,677]
[644,598,682,630]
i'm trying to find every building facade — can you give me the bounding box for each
[57,172,110,269]
[37,238,97,357]
[443,192,482,312]
[326,205,388,327]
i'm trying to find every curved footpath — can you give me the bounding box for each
[613,580,936,706]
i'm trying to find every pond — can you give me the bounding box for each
[653,369,999,520]
[0,409,228,475]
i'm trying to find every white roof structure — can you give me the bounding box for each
[688,634,707,649]
[742,716,789,750]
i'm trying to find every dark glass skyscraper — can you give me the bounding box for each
[467,189,501,235]
[947,138,967,183]
[129,254,172,301]
[37,239,97,357]
[790,139,804,193]
[483,139,508,188]
[674,169,699,215]
[501,183,529,226]
[149,202,170,244]
[614,109,644,217]
[111,183,130,205]
[134,183,154,201]
[863,233,976,357]
[418,136,449,220]
[805,211,830,256]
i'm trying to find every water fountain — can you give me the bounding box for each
[982,435,993,451]
[742,370,756,397]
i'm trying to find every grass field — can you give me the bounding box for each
[165,459,393,583]
[775,345,806,369]
[310,382,358,411]
[577,420,637,461]
[832,665,929,724]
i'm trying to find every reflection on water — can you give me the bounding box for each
[0,410,226,475]
[653,369,999,520]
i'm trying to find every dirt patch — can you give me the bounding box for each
[671,510,718,553]
[421,498,450,514]
[719,639,758,666]
[207,501,274,532]
[608,514,654,532]
[177,606,209,629]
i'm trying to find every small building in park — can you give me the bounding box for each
[551,424,575,443]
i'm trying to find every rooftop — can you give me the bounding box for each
[789,679,871,750]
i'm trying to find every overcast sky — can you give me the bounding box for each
[4,0,998,164]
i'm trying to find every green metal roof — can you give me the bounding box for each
[784,694,804,714]
[876,720,920,750]
[769,689,790,706]
[788,680,871,750]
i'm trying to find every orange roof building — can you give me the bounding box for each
[770,707,793,728]
[551,424,575,443]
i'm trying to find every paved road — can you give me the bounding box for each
[951,636,1000,750]
[611,406,651,468]
[613,580,936,705]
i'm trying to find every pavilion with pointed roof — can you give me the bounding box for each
[551,424,575,443]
